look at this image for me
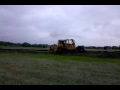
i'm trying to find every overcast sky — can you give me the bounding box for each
[0,5,120,46]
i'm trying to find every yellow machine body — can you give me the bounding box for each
[49,39,76,53]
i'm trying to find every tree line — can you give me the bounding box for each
[84,46,120,50]
[0,41,120,49]
[0,41,49,48]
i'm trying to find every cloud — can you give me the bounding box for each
[0,5,120,46]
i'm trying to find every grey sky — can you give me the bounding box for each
[0,5,120,46]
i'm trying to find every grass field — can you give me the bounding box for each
[0,53,120,85]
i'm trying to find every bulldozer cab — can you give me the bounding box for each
[58,39,75,45]
[59,40,65,45]
[58,39,75,50]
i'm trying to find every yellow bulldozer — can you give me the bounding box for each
[49,39,85,54]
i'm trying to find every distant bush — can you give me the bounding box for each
[22,42,31,47]
[76,46,85,53]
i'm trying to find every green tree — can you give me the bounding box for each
[22,42,31,47]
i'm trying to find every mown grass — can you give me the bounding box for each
[0,53,120,63]
[0,53,120,85]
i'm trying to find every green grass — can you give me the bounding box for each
[0,53,120,85]
[0,53,120,63]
